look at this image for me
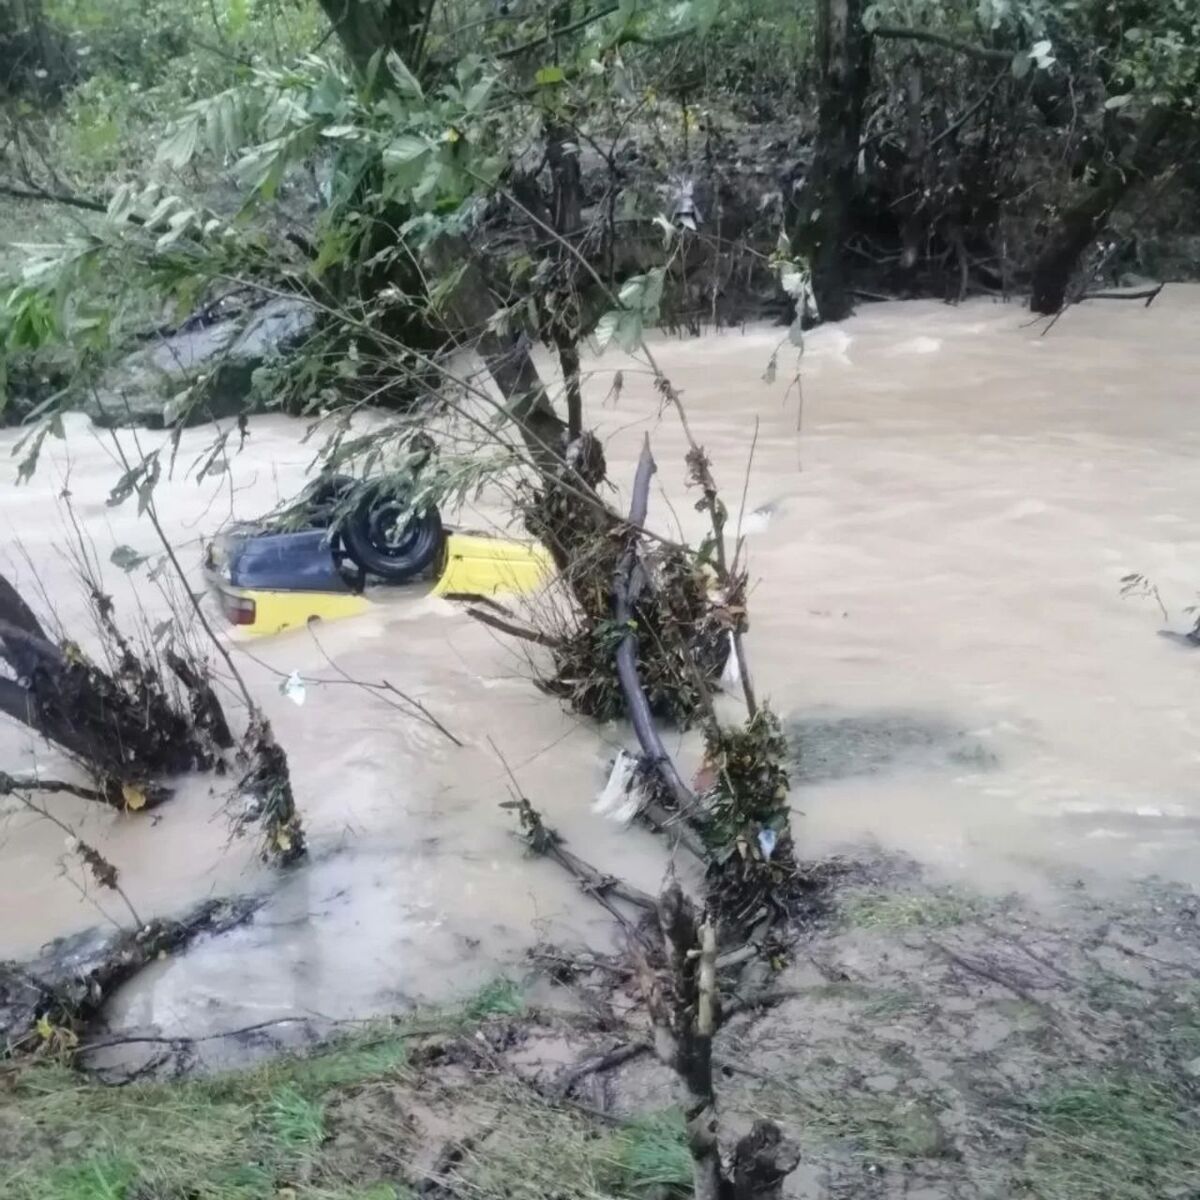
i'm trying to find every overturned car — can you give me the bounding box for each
[203,477,552,636]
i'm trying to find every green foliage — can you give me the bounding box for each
[605,1110,692,1195]
[702,706,792,864]
[267,1085,326,1147]
[0,1026,412,1200]
[841,889,982,930]
[1021,1073,1200,1200]
[464,976,524,1019]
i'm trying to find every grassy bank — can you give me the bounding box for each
[3,868,1199,1200]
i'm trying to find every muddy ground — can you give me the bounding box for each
[3,853,1197,1200]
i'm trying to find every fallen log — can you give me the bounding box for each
[0,897,259,1056]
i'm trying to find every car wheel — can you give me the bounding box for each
[341,487,443,583]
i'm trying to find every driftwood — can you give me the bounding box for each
[1081,283,1165,304]
[0,897,258,1055]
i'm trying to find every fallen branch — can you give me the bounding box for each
[1081,283,1165,304]
[612,439,700,813]
[554,1038,650,1098]
[504,794,656,913]
[0,771,108,804]
[871,24,1012,62]
[465,606,563,649]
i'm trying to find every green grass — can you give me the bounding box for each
[606,1110,692,1194]
[0,1015,695,1200]
[1018,1073,1200,1200]
[0,1026,414,1200]
[267,1085,326,1148]
[841,888,982,931]
[463,976,525,1020]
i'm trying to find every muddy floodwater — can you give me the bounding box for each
[1,292,1198,1043]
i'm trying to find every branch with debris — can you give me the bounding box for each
[637,882,800,1200]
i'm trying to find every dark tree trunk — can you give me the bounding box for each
[316,0,432,79]
[899,57,926,277]
[789,0,871,322]
[0,0,74,98]
[1030,107,1174,315]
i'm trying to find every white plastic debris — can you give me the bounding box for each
[593,749,640,825]
[740,504,775,536]
[758,828,778,860]
[720,633,742,691]
[280,670,307,706]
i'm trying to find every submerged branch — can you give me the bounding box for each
[612,439,700,813]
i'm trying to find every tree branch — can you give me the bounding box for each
[496,4,619,60]
[871,25,1012,63]
[612,438,699,814]
[0,179,142,223]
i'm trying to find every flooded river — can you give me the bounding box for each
[1,291,1198,1041]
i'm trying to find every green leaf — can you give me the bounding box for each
[144,194,182,229]
[227,0,248,38]
[157,116,200,169]
[385,50,424,99]
[384,134,431,164]
[464,78,494,113]
[535,66,566,87]
[615,311,643,352]
[136,456,161,516]
[110,545,149,573]
[594,309,621,351]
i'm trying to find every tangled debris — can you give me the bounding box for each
[0,573,230,806]
[0,897,258,1058]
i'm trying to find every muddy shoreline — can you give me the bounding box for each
[4,850,1198,1200]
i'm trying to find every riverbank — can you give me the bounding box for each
[3,853,1198,1200]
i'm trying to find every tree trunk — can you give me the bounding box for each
[0,0,73,97]
[1030,107,1174,315]
[899,57,926,277]
[316,0,432,79]
[645,884,800,1200]
[789,0,871,322]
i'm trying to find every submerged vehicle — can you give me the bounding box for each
[203,477,552,636]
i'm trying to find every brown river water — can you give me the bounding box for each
[1,292,1198,1040]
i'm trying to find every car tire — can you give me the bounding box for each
[296,474,357,529]
[340,486,443,583]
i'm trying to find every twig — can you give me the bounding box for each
[465,606,562,649]
[554,1039,650,1098]
[307,622,463,747]
[495,3,619,60]
[1081,283,1165,304]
